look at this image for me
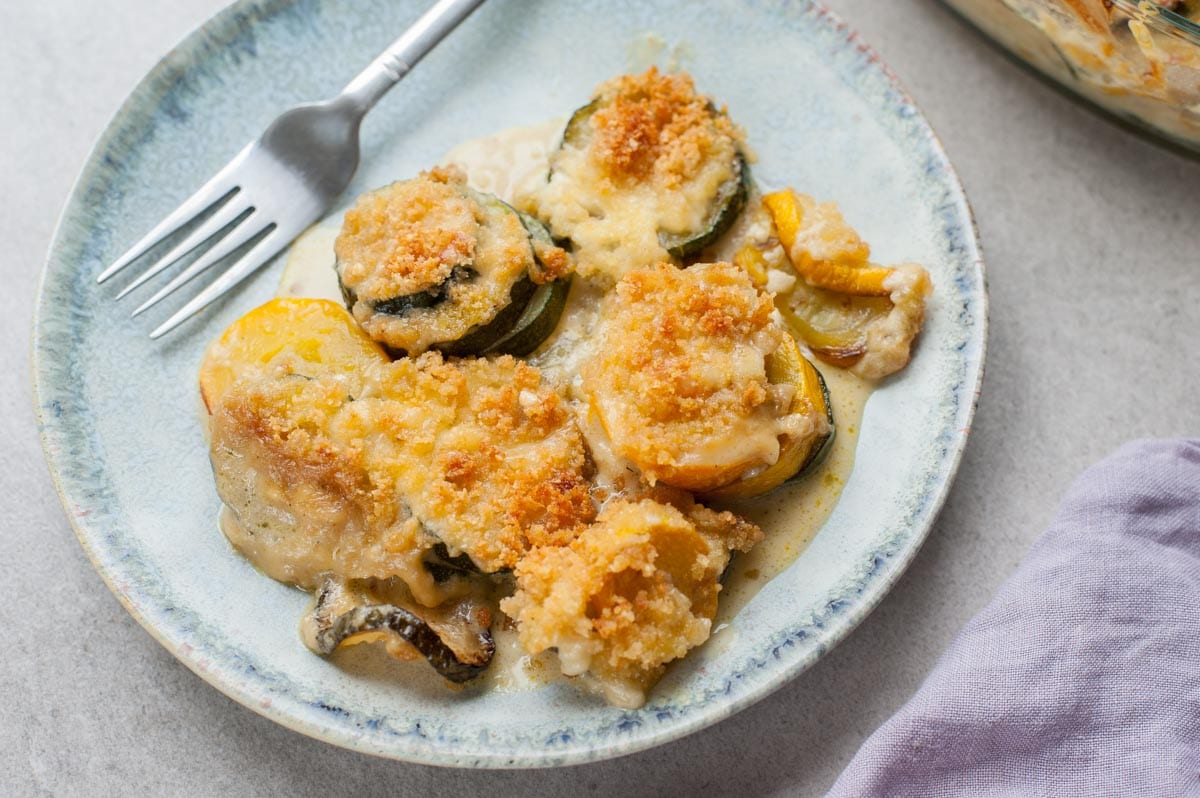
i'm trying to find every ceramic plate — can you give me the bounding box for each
[34,0,986,767]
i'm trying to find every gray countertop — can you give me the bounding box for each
[4,1,1198,795]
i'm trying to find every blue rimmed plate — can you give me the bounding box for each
[33,0,986,767]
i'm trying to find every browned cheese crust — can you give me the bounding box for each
[210,370,396,591]
[533,69,743,283]
[501,497,760,693]
[210,352,596,602]
[588,68,740,190]
[581,262,802,492]
[336,166,479,302]
[335,166,534,354]
[402,354,596,572]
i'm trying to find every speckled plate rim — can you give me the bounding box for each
[33,0,987,768]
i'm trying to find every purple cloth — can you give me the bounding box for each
[827,439,1200,797]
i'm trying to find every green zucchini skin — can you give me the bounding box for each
[424,542,484,582]
[340,265,477,317]
[556,99,599,164]
[785,366,836,485]
[313,603,494,683]
[336,175,550,356]
[309,579,494,683]
[662,153,750,259]
[434,275,538,357]
[555,99,749,263]
[411,205,570,358]
[482,277,572,357]
[513,208,565,283]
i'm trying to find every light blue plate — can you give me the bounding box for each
[33,0,986,767]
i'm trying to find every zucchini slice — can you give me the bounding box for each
[762,188,934,379]
[535,69,748,282]
[335,167,557,355]
[582,262,812,493]
[659,153,749,259]
[480,276,571,357]
[307,578,494,684]
[437,211,572,357]
[433,275,538,357]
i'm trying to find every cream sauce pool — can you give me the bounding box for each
[275,120,872,692]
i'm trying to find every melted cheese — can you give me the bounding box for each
[335,166,536,354]
[210,353,594,607]
[580,262,807,492]
[530,69,742,283]
[385,355,596,572]
[265,116,870,704]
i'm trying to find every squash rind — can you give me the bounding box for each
[700,334,835,501]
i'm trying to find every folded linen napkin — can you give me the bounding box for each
[827,438,1200,797]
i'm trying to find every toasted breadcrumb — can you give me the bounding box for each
[582,262,802,491]
[533,69,743,283]
[415,355,596,571]
[642,483,764,558]
[210,371,418,591]
[500,498,727,698]
[336,167,536,354]
[589,68,742,189]
[336,166,477,303]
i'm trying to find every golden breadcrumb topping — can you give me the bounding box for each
[337,166,477,302]
[410,355,596,572]
[532,69,743,283]
[336,166,537,354]
[582,262,802,491]
[529,236,572,283]
[500,498,726,698]
[589,68,741,189]
[210,371,409,591]
[211,346,597,595]
[320,353,597,574]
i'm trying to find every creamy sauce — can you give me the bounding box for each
[480,625,560,693]
[280,222,340,300]
[442,118,565,205]
[715,365,869,622]
[274,120,871,694]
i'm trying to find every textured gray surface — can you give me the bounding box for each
[5,0,1198,795]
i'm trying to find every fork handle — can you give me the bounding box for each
[339,0,487,114]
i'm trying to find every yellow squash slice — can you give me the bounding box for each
[702,333,835,501]
[763,189,893,296]
[199,298,388,413]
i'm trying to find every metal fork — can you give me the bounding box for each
[97,0,486,338]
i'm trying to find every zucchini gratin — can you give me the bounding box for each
[199,68,933,708]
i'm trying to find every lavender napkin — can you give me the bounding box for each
[827,438,1200,797]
